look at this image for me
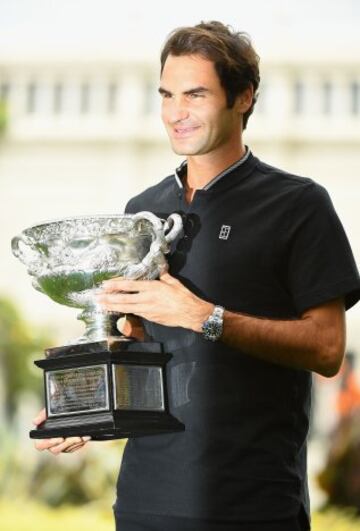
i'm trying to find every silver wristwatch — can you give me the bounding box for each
[201,305,225,341]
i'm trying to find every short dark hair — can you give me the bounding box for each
[160,21,260,130]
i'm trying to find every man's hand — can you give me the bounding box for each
[31,316,143,454]
[32,409,91,455]
[121,314,146,340]
[97,272,213,332]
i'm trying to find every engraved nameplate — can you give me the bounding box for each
[46,364,109,417]
[113,365,165,411]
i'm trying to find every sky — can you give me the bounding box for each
[0,0,359,62]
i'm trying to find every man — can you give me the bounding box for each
[34,21,360,531]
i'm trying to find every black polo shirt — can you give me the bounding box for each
[115,150,360,523]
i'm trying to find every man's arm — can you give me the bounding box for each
[98,274,346,378]
[220,297,345,377]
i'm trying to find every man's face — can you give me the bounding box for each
[159,54,243,157]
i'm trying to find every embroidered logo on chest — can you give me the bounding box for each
[218,225,231,240]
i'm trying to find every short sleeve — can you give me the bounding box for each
[286,182,360,314]
[124,198,139,215]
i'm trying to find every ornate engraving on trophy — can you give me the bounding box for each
[11,211,183,344]
[46,364,109,416]
[11,211,185,439]
[112,365,165,411]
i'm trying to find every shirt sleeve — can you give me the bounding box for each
[124,197,139,215]
[286,181,360,314]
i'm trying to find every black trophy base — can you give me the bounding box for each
[30,412,184,441]
[30,339,185,441]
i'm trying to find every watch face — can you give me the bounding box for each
[203,318,222,341]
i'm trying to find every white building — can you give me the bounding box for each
[0,2,359,509]
[1,54,359,347]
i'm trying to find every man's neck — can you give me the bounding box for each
[185,142,247,191]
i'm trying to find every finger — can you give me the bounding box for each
[49,437,84,455]
[99,303,148,315]
[35,437,65,451]
[121,319,133,336]
[125,314,143,327]
[32,408,46,426]
[62,439,90,453]
[102,279,153,293]
[159,271,172,280]
[159,272,178,284]
[66,443,87,453]
[98,292,147,305]
[121,316,145,340]
[49,436,91,454]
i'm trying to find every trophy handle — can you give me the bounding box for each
[127,211,183,279]
[163,213,183,243]
[11,236,26,264]
[11,234,33,265]
[132,211,183,245]
[132,211,163,231]
[11,234,46,292]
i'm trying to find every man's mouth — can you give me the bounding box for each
[173,125,200,138]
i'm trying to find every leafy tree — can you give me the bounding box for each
[0,296,51,423]
[318,411,360,512]
[0,100,7,135]
[0,296,126,509]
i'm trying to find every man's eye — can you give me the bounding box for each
[190,93,203,99]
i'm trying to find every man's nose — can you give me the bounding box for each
[166,97,190,123]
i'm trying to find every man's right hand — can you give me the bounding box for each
[32,408,91,455]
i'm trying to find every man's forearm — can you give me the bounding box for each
[98,275,345,378]
[217,299,345,377]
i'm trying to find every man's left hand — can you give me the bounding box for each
[97,272,213,333]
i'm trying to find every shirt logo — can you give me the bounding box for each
[219,225,231,240]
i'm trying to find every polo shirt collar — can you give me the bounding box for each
[174,146,251,190]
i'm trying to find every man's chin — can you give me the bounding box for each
[170,141,204,156]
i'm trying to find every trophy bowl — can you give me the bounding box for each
[11,211,183,344]
[11,211,185,440]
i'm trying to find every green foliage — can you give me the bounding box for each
[0,296,50,422]
[0,499,114,531]
[0,100,7,134]
[0,501,359,531]
[0,295,125,510]
[0,433,125,507]
[312,508,360,530]
[29,441,125,507]
[317,412,360,511]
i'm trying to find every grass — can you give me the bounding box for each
[1,499,360,531]
[0,499,114,531]
[312,508,360,530]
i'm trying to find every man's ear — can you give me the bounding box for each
[234,86,253,114]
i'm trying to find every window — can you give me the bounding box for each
[107,82,117,113]
[144,79,156,115]
[53,83,63,114]
[0,82,10,101]
[322,81,332,114]
[80,82,90,113]
[256,83,266,114]
[26,82,37,113]
[293,80,305,114]
[350,81,360,115]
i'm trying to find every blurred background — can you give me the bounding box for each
[0,0,360,529]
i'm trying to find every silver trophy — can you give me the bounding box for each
[11,211,185,440]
